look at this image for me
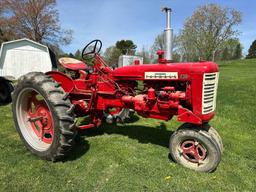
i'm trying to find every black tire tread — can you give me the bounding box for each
[12,72,76,161]
[207,126,224,153]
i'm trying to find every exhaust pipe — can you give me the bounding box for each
[162,7,173,61]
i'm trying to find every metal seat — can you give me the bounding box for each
[58,57,88,71]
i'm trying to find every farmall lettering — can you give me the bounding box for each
[145,72,178,79]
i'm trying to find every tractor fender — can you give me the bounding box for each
[46,71,74,93]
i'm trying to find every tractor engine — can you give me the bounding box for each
[112,57,219,125]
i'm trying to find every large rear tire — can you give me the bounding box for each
[12,72,76,161]
[169,123,221,172]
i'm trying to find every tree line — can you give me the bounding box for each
[0,0,72,54]
[0,1,255,64]
[96,4,255,65]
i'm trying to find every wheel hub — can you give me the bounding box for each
[180,140,207,163]
[27,93,54,144]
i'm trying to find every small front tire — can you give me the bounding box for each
[169,124,221,172]
[207,126,224,153]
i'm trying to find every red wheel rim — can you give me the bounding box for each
[180,140,207,163]
[27,91,54,144]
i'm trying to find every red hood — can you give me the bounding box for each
[112,62,219,80]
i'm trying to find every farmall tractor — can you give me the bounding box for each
[11,8,222,172]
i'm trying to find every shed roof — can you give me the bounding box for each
[0,38,50,61]
[0,38,48,50]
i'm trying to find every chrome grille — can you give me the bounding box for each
[202,72,219,114]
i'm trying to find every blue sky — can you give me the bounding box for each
[57,0,255,55]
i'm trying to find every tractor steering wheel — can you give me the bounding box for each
[82,39,102,60]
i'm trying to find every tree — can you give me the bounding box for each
[0,0,72,51]
[0,1,16,45]
[137,47,151,64]
[104,46,122,67]
[221,47,230,61]
[104,40,137,67]
[68,53,75,58]
[233,43,242,60]
[151,32,165,52]
[172,53,181,62]
[246,40,256,59]
[180,4,241,61]
[219,38,242,61]
[74,49,82,60]
[151,32,180,61]
[116,40,137,55]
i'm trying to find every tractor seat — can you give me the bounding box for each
[58,57,88,71]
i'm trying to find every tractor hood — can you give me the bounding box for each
[112,62,219,81]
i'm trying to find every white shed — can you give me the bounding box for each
[118,55,143,68]
[0,38,53,79]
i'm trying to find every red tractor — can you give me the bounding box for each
[11,9,223,172]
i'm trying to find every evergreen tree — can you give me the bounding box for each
[233,44,242,60]
[74,49,82,60]
[68,53,75,58]
[246,40,256,59]
[221,47,230,60]
[116,40,137,55]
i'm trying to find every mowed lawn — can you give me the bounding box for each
[0,59,256,192]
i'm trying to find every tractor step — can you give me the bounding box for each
[78,124,95,129]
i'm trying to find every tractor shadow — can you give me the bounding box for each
[66,138,90,161]
[79,114,174,149]
[66,114,176,162]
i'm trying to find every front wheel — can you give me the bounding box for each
[207,126,224,153]
[169,124,221,172]
[12,72,76,161]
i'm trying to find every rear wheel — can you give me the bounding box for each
[12,72,76,161]
[169,123,221,172]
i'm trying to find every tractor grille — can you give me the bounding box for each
[202,72,219,114]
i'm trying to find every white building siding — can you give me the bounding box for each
[118,55,143,67]
[0,39,52,79]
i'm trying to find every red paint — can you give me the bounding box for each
[47,50,219,129]
[157,50,167,63]
[148,88,156,100]
[112,62,218,80]
[46,71,74,93]
[27,92,54,144]
[134,60,140,65]
[180,140,207,163]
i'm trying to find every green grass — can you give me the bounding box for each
[0,59,256,192]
